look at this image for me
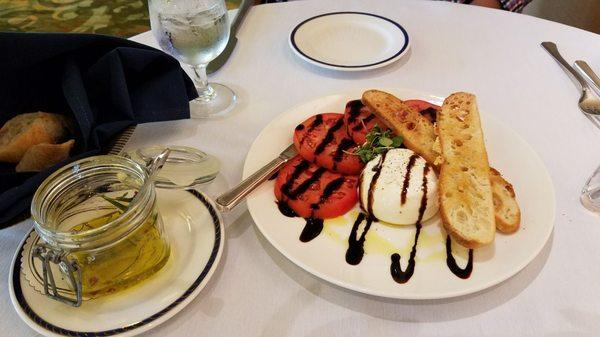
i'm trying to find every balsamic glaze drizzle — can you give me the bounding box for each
[400,154,419,205]
[332,138,355,171]
[333,138,355,162]
[287,167,326,200]
[346,213,374,265]
[346,100,364,124]
[277,201,298,217]
[268,171,279,181]
[311,177,345,210]
[445,235,474,279]
[299,114,323,146]
[367,152,388,221]
[277,158,347,243]
[390,164,430,284]
[280,160,310,197]
[300,218,324,242]
[314,118,345,156]
[363,113,376,124]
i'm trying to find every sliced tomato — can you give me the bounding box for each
[405,99,441,123]
[274,155,358,218]
[293,113,364,175]
[343,100,388,145]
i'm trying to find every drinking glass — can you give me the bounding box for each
[579,112,600,213]
[149,0,236,118]
[582,164,600,214]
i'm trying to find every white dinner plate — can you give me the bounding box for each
[9,189,224,337]
[290,12,410,71]
[244,89,555,300]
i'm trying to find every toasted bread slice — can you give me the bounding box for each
[0,112,70,163]
[437,93,495,248]
[15,139,75,172]
[362,90,439,164]
[363,90,520,235]
[490,168,520,233]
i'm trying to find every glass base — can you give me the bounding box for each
[581,164,600,214]
[190,83,236,119]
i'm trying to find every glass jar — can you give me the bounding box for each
[126,145,220,189]
[31,155,170,306]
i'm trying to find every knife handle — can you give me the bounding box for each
[215,156,284,212]
[231,0,252,35]
[541,42,590,91]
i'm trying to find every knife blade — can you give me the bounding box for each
[215,144,297,212]
[207,0,252,74]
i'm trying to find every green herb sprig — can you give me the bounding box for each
[101,192,135,212]
[353,125,403,163]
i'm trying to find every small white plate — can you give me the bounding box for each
[290,12,410,71]
[244,89,555,300]
[9,189,224,337]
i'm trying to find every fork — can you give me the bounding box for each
[541,42,600,124]
[575,60,600,129]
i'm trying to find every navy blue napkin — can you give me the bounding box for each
[0,32,198,227]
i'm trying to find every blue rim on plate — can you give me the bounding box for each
[11,189,221,337]
[289,11,410,69]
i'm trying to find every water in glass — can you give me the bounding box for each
[149,0,236,118]
[150,1,229,66]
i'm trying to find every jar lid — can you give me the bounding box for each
[126,145,220,189]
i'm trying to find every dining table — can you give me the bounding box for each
[2,0,600,336]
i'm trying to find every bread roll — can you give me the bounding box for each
[15,139,75,172]
[0,112,70,163]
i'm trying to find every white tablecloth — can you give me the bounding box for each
[2,0,600,336]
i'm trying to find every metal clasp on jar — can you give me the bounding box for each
[32,244,82,307]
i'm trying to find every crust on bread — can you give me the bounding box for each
[362,90,439,164]
[15,139,74,172]
[490,168,521,233]
[437,92,495,248]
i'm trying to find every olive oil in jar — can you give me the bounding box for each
[68,194,170,298]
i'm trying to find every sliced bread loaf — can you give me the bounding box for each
[437,92,495,248]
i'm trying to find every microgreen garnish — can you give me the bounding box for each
[353,125,403,163]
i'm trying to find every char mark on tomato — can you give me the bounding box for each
[293,113,363,175]
[274,156,358,219]
[343,100,388,145]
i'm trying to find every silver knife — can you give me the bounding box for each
[215,144,297,212]
[207,0,252,74]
